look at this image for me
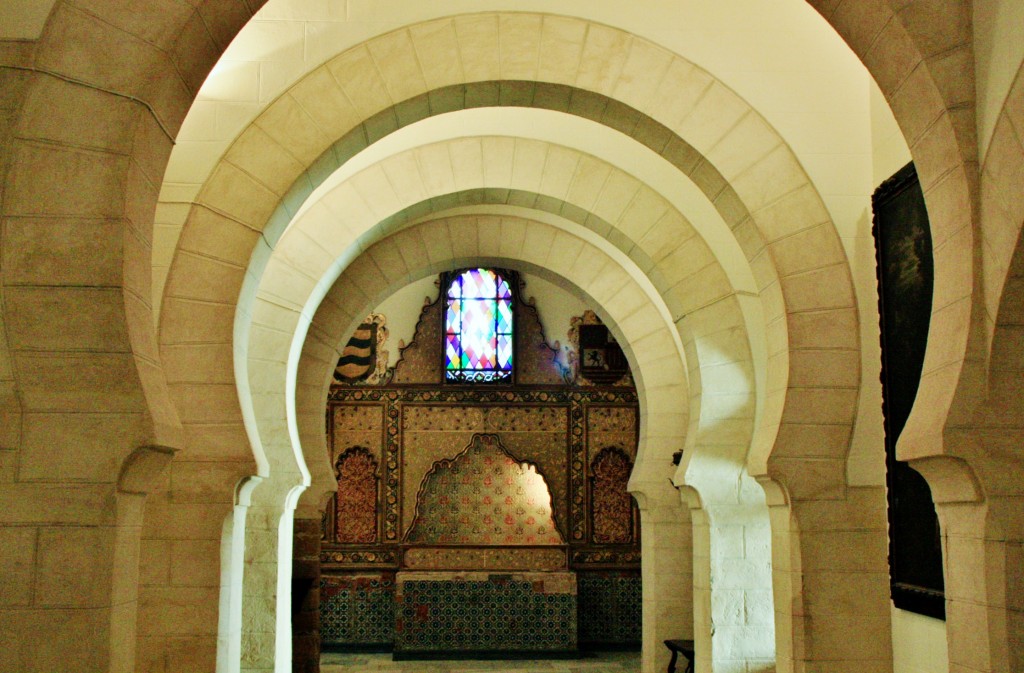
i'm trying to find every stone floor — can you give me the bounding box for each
[321,651,641,673]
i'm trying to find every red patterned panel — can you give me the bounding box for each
[591,448,634,544]
[406,434,563,545]
[335,447,378,543]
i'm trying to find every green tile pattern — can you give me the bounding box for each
[321,574,395,647]
[578,573,642,646]
[395,578,577,653]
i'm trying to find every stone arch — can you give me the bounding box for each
[155,17,865,671]
[156,124,771,671]
[161,15,862,488]
[806,2,982,489]
[3,3,988,672]
[289,213,698,673]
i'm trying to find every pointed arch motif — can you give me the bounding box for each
[590,447,636,545]
[334,446,379,543]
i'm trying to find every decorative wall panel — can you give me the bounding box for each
[334,447,378,544]
[590,448,634,545]
[323,281,641,651]
[406,434,563,546]
[321,574,395,648]
[403,546,567,571]
[394,572,577,655]
[587,406,637,461]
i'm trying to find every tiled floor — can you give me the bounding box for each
[321,651,641,673]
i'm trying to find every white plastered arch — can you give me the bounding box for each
[238,134,769,671]
[154,16,860,673]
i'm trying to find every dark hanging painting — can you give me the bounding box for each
[872,162,945,619]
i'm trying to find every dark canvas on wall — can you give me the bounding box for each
[872,162,945,620]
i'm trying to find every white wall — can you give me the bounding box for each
[371,275,440,368]
[892,606,949,673]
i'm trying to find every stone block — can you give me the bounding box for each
[138,586,219,636]
[170,539,221,587]
[19,412,146,483]
[139,537,171,587]
[36,526,114,607]
[0,527,35,606]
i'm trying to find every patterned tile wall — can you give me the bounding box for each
[321,574,395,648]
[578,572,642,646]
[587,406,638,462]
[395,574,577,653]
[406,434,563,545]
[399,405,568,537]
[332,404,384,462]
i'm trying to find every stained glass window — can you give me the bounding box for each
[444,268,513,382]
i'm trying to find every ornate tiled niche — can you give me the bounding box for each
[321,273,641,653]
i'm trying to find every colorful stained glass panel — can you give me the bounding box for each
[497,300,512,333]
[463,268,497,298]
[444,269,513,381]
[497,334,512,368]
[445,334,460,370]
[445,300,461,335]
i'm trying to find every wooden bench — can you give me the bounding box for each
[664,639,695,673]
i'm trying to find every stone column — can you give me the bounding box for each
[766,485,893,673]
[632,481,692,673]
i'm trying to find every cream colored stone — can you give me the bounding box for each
[733,145,812,215]
[160,298,235,345]
[367,29,428,106]
[787,308,859,350]
[768,222,847,275]
[481,137,516,187]
[498,14,541,81]
[575,23,631,96]
[446,137,485,192]
[678,82,749,156]
[565,153,613,210]
[617,187,670,244]
[256,256,320,312]
[537,15,586,85]
[780,263,855,312]
[288,67,362,142]
[253,93,332,168]
[326,44,393,118]
[590,169,641,226]
[8,141,127,219]
[538,143,581,201]
[453,14,500,82]
[612,39,673,112]
[409,19,464,90]
[200,161,280,230]
[164,251,245,303]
